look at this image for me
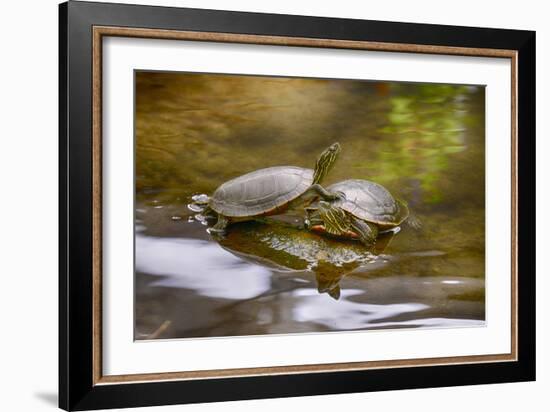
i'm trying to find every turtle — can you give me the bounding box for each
[191,142,342,234]
[305,179,415,247]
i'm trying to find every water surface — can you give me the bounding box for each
[135,72,485,339]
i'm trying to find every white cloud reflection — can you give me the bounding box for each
[292,288,431,329]
[136,234,272,300]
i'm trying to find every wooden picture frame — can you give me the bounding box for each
[59,1,535,410]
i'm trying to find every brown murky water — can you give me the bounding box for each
[134,71,485,340]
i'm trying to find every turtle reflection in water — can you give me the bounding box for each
[190,142,342,234]
[217,221,398,300]
[306,179,419,247]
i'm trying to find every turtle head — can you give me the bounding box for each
[317,200,350,235]
[313,142,341,184]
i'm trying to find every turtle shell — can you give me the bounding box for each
[327,179,409,229]
[210,166,313,217]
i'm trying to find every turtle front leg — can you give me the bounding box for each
[350,217,378,247]
[209,214,229,234]
[306,184,344,201]
[304,207,323,229]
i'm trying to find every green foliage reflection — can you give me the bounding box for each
[368,84,482,203]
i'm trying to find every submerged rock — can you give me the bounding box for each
[217,221,396,299]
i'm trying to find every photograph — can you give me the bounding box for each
[134,71,486,340]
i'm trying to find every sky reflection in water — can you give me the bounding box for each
[136,233,272,300]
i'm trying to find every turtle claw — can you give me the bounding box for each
[325,191,346,202]
[188,203,205,213]
[208,215,229,237]
[192,193,210,204]
[207,227,227,238]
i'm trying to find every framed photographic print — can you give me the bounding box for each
[59,1,535,410]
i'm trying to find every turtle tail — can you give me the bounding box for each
[396,198,422,230]
[405,213,422,230]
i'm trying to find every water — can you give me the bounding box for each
[135,71,485,340]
